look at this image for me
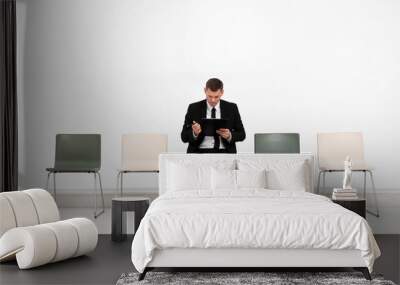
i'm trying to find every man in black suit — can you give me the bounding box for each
[181,78,246,153]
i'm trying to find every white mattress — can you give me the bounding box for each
[131,190,380,273]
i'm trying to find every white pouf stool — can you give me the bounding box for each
[0,189,98,269]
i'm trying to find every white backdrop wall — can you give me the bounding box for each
[16,0,400,193]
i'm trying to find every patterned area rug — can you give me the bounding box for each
[116,271,396,285]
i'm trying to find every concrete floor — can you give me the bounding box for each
[0,235,133,285]
[0,235,399,285]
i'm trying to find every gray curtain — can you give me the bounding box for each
[0,0,18,192]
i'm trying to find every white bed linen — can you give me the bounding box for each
[131,190,380,273]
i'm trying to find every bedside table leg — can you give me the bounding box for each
[112,203,125,241]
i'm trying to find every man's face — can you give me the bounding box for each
[205,88,224,107]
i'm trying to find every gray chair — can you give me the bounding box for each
[46,134,104,218]
[255,133,300,153]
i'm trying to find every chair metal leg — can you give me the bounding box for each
[94,173,98,217]
[366,170,380,218]
[53,173,57,202]
[93,172,105,219]
[316,171,322,194]
[120,172,124,197]
[98,172,105,216]
[116,171,121,196]
[363,171,367,199]
[46,172,51,191]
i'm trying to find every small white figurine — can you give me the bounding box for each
[342,155,352,190]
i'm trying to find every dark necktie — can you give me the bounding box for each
[211,107,216,119]
[211,107,220,149]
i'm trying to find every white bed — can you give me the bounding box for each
[131,153,380,280]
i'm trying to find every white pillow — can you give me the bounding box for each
[236,169,267,189]
[211,169,268,191]
[167,162,210,191]
[237,159,309,191]
[167,159,235,192]
[211,168,237,191]
[267,163,307,191]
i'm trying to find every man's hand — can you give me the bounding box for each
[192,121,202,137]
[216,128,232,141]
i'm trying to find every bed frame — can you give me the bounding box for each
[140,248,370,280]
[138,153,372,281]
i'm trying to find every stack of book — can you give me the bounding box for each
[332,188,358,200]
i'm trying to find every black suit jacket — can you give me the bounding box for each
[181,99,246,153]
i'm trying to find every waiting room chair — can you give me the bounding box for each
[46,134,104,218]
[117,134,168,196]
[316,132,379,217]
[254,133,300,153]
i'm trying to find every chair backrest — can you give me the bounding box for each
[0,189,60,237]
[317,132,365,170]
[254,133,300,153]
[121,134,168,171]
[54,134,101,171]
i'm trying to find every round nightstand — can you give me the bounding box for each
[111,197,150,241]
[332,198,366,218]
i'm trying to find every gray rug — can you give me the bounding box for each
[116,272,396,285]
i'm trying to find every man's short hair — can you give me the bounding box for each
[205,78,223,92]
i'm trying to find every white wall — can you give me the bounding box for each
[17,0,400,193]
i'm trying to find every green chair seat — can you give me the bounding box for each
[46,167,100,173]
[254,133,300,153]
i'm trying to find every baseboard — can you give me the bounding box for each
[52,188,159,208]
[48,187,400,208]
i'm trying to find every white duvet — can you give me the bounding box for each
[131,190,380,273]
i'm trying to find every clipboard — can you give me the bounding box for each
[200,118,228,136]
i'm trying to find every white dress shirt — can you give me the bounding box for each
[199,101,225,149]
